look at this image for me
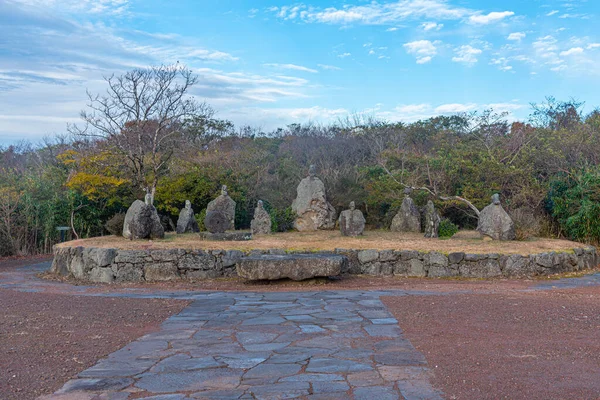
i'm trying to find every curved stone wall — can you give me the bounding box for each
[50,245,599,283]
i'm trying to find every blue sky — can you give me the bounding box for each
[1,0,600,144]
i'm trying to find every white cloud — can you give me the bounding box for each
[560,47,584,56]
[546,10,559,17]
[337,52,351,58]
[396,104,430,114]
[403,40,438,64]
[469,11,514,25]
[317,64,341,71]
[386,27,399,32]
[507,32,525,41]
[263,63,319,73]
[270,0,472,26]
[586,43,600,49]
[421,21,443,31]
[452,45,482,65]
[435,103,477,113]
[12,0,131,15]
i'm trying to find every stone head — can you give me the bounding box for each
[492,193,501,205]
[349,201,355,210]
[144,193,152,205]
[185,200,191,209]
[257,200,264,209]
[403,187,413,196]
[308,164,317,178]
[221,185,228,196]
[427,200,434,210]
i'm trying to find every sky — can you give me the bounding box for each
[1,0,600,145]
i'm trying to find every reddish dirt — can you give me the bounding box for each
[382,287,600,400]
[0,254,52,271]
[0,289,188,400]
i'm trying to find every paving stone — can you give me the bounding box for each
[353,385,401,400]
[347,370,385,387]
[56,378,134,394]
[243,363,302,382]
[299,324,326,333]
[135,369,242,393]
[246,382,310,399]
[243,342,291,352]
[241,315,287,325]
[371,318,398,325]
[312,380,351,393]
[306,358,372,373]
[364,324,402,337]
[374,351,427,366]
[280,373,345,382]
[150,354,223,373]
[216,353,268,369]
[191,389,248,399]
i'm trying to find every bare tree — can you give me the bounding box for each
[69,64,214,204]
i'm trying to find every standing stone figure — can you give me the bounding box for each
[291,165,336,231]
[423,200,441,238]
[339,201,366,237]
[122,194,165,240]
[206,185,236,230]
[251,200,272,235]
[176,200,200,234]
[390,188,421,233]
[477,194,516,241]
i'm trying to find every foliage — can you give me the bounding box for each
[438,219,459,239]
[105,213,125,236]
[547,168,600,243]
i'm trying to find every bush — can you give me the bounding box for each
[510,207,545,240]
[105,213,125,236]
[438,218,458,239]
[548,169,600,243]
[195,208,207,231]
[270,207,296,232]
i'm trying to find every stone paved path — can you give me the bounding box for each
[4,262,600,400]
[42,290,441,399]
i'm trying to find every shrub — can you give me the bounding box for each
[547,169,600,244]
[105,213,125,236]
[438,218,458,239]
[270,207,296,232]
[195,208,207,231]
[510,207,545,240]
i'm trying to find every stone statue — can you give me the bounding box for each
[251,200,272,235]
[390,190,421,233]
[206,185,236,230]
[423,200,441,238]
[291,165,336,231]
[339,201,366,237]
[477,194,516,240]
[122,199,164,240]
[176,200,200,234]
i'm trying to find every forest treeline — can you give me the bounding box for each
[1,68,599,257]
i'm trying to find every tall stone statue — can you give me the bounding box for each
[339,201,366,237]
[206,185,236,230]
[390,188,421,233]
[122,197,164,240]
[423,200,440,238]
[477,194,516,241]
[251,200,272,235]
[291,165,336,231]
[176,200,200,234]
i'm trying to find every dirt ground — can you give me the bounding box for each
[383,288,600,400]
[0,257,188,400]
[58,230,586,255]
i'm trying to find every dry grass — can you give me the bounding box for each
[57,230,588,255]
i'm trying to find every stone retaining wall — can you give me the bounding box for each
[50,245,599,283]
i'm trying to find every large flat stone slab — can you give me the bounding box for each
[236,254,344,281]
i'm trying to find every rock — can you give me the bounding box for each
[251,200,272,235]
[390,196,421,233]
[358,250,379,264]
[50,247,70,276]
[89,267,114,283]
[476,194,516,241]
[176,200,200,234]
[122,197,165,240]
[204,211,230,234]
[115,265,144,282]
[291,165,336,231]
[339,201,366,237]
[144,263,179,281]
[448,252,465,264]
[236,254,343,281]
[206,185,236,230]
[423,200,441,238]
